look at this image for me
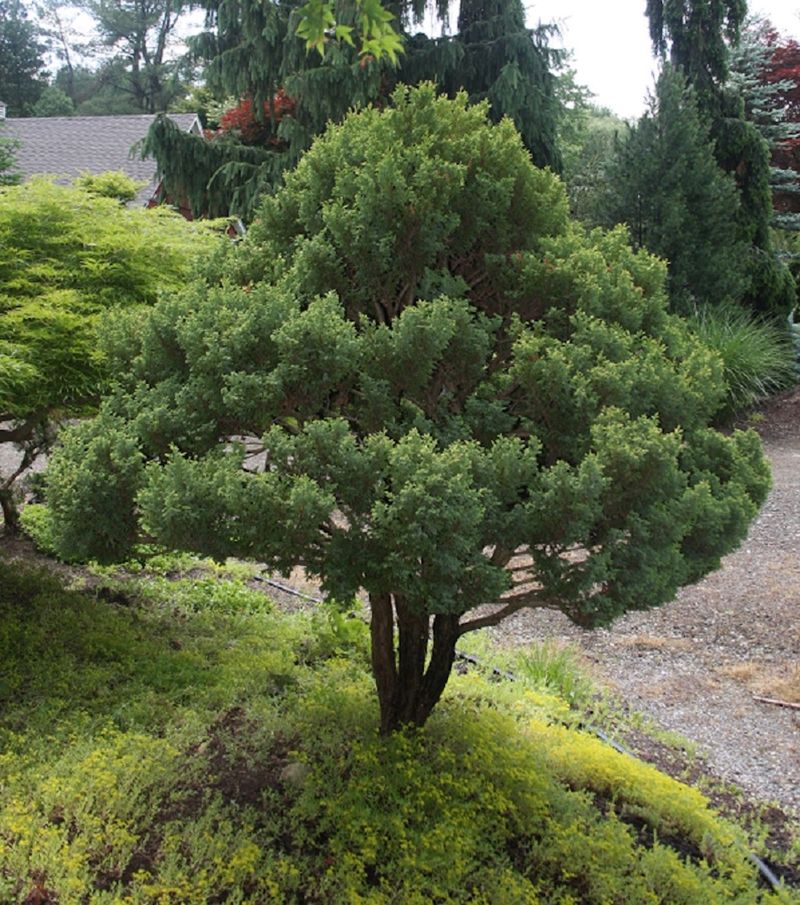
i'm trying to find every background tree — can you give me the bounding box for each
[143,0,564,218]
[47,87,769,733]
[645,0,794,317]
[560,103,625,224]
[0,0,48,115]
[646,0,746,114]
[730,18,800,232]
[31,83,75,114]
[399,0,563,169]
[0,176,221,533]
[34,0,88,101]
[79,0,194,112]
[0,123,20,184]
[601,66,747,311]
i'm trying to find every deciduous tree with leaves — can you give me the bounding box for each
[47,87,769,734]
[0,122,20,184]
[0,177,220,533]
[79,0,193,112]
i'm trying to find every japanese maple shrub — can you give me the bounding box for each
[0,177,220,533]
[46,85,770,734]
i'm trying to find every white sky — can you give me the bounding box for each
[531,1,800,118]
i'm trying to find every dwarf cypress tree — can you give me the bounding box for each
[47,86,769,734]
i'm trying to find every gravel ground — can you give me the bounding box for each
[487,391,800,814]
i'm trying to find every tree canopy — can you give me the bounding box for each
[143,0,563,219]
[47,86,769,734]
[0,0,48,115]
[646,0,746,112]
[600,66,748,311]
[78,0,193,112]
[730,18,800,232]
[0,177,221,532]
[0,122,20,184]
[642,0,795,318]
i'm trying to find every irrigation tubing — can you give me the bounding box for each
[252,571,786,894]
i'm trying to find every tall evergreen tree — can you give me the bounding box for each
[143,0,563,219]
[646,0,746,115]
[730,19,800,232]
[399,0,562,170]
[602,66,747,312]
[645,0,795,317]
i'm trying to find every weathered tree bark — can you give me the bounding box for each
[0,488,20,535]
[370,592,461,735]
[370,592,399,735]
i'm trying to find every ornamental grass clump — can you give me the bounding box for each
[46,84,770,734]
[688,302,797,421]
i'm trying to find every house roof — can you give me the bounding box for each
[3,113,201,205]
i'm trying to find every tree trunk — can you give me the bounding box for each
[0,488,20,536]
[370,593,460,735]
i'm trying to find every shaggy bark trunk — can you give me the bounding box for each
[0,488,20,535]
[370,593,460,735]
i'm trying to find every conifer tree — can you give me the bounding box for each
[399,0,562,170]
[47,88,769,734]
[0,0,48,115]
[144,0,562,218]
[730,19,800,232]
[646,0,746,115]
[602,66,747,312]
[645,0,795,317]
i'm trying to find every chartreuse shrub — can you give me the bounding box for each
[0,177,223,533]
[73,170,145,202]
[46,84,771,736]
[0,559,791,903]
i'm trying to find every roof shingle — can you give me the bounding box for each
[3,113,200,205]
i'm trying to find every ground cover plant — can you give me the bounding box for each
[0,177,223,532]
[45,84,771,735]
[0,554,795,903]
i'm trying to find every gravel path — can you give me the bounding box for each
[488,392,800,813]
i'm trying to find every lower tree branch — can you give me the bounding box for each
[0,412,44,445]
[457,590,555,637]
